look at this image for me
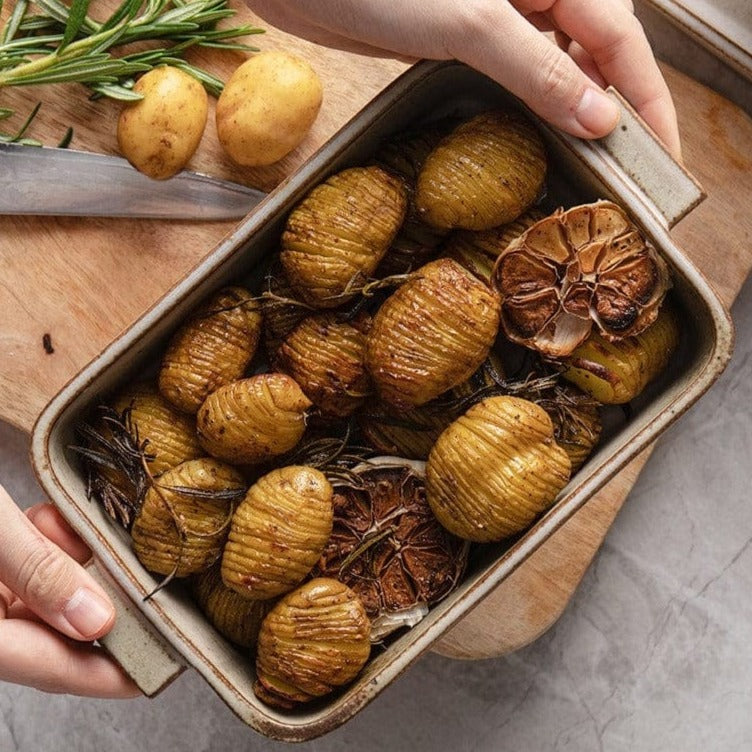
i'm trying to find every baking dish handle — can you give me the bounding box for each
[598,86,705,228]
[86,559,186,697]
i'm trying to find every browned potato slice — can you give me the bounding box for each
[281,166,408,308]
[131,458,245,577]
[221,466,333,600]
[426,396,571,542]
[196,374,311,465]
[159,287,262,414]
[254,578,371,708]
[365,258,500,408]
[275,312,372,417]
[416,111,546,231]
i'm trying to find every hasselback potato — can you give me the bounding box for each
[275,312,372,417]
[112,383,203,476]
[416,111,546,231]
[196,373,311,464]
[254,578,371,707]
[561,305,680,404]
[365,258,501,408]
[131,458,245,577]
[221,466,334,599]
[426,396,571,542]
[193,565,271,649]
[159,286,262,413]
[281,166,408,308]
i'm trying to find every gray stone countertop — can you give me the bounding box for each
[2,10,752,750]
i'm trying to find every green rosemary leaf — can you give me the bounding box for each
[2,0,30,45]
[0,107,13,119]
[57,125,73,147]
[99,0,144,33]
[89,81,144,100]
[60,0,92,50]
[166,58,224,95]
[13,100,41,139]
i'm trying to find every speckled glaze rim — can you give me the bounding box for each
[640,0,752,81]
[30,61,735,742]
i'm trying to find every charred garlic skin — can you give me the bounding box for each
[562,305,681,404]
[221,466,334,600]
[275,312,372,418]
[196,373,311,465]
[426,396,571,542]
[159,286,262,414]
[280,166,408,308]
[192,565,272,649]
[492,201,671,358]
[111,383,203,476]
[365,258,501,408]
[254,578,371,708]
[131,458,245,578]
[415,111,546,231]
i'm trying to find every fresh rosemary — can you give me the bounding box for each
[0,0,263,104]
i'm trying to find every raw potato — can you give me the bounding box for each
[117,65,208,180]
[216,50,323,167]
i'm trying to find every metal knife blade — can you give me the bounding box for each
[0,142,266,220]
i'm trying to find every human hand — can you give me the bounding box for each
[247,0,681,159]
[0,484,140,698]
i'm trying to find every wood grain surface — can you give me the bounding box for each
[1,3,751,660]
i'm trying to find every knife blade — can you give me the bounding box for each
[0,142,266,220]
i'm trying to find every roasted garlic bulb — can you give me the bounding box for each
[192,565,271,649]
[275,313,372,417]
[159,286,262,413]
[254,578,371,708]
[562,305,680,404]
[315,461,467,638]
[365,258,500,408]
[131,458,245,577]
[281,166,408,308]
[111,383,203,476]
[221,466,334,600]
[426,396,571,542]
[416,111,546,231]
[196,373,311,464]
[492,201,671,358]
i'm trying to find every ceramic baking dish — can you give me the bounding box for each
[31,61,734,741]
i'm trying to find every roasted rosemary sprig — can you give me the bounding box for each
[0,0,263,103]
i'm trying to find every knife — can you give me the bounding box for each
[0,142,266,220]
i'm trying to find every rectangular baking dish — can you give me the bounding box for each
[31,60,734,742]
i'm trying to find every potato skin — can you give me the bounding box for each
[416,111,546,230]
[216,50,323,167]
[131,458,245,577]
[280,166,408,308]
[117,65,208,180]
[112,383,203,476]
[255,578,371,707]
[159,286,262,414]
[196,373,311,464]
[365,258,501,408]
[426,396,571,542]
[221,466,334,600]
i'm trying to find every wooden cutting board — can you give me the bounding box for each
[2,4,751,660]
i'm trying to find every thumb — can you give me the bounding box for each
[446,3,620,138]
[0,485,115,641]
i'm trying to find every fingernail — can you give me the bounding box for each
[63,587,114,639]
[575,87,620,136]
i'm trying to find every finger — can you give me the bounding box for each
[0,619,140,698]
[549,0,681,157]
[446,4,620,138]
[0,484,115,642]
[26,503,92,565]
[567,40,607,88]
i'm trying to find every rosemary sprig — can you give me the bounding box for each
[0,0,264,101]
